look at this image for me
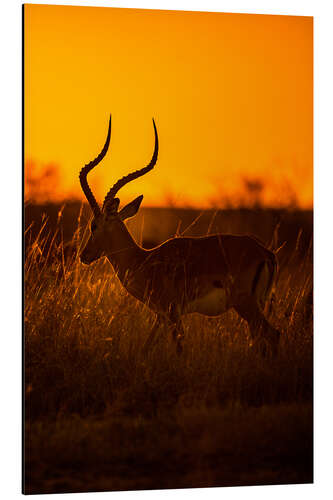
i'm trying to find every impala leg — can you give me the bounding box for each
[234,295,280,356]
[170,318,185,355]
[143,315,162,354]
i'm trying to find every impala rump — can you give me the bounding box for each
[251,256,277,309]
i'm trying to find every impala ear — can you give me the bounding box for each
[118,195,143,221]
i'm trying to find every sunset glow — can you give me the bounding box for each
[24,5,313,208]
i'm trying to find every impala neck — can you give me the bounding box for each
[104,221,146,280]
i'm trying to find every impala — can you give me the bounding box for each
[79,116,281,355]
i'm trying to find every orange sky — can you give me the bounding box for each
[24,5,313,208]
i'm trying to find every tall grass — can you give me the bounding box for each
[24,208,313,493]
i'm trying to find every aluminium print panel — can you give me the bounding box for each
[24,4,313,494]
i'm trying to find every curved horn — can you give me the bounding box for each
[79,115,111,218]
[102,118,158,211]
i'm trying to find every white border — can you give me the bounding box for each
[1,1,333,499]
[11,0,316,15]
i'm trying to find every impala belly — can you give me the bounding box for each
[185,286,228,317]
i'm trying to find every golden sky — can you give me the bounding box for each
[24,5,313,208]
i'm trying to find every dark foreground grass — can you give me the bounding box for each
[26,404,312,494]
[24,209,313,494]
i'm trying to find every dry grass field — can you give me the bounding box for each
[24,203,313,494]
